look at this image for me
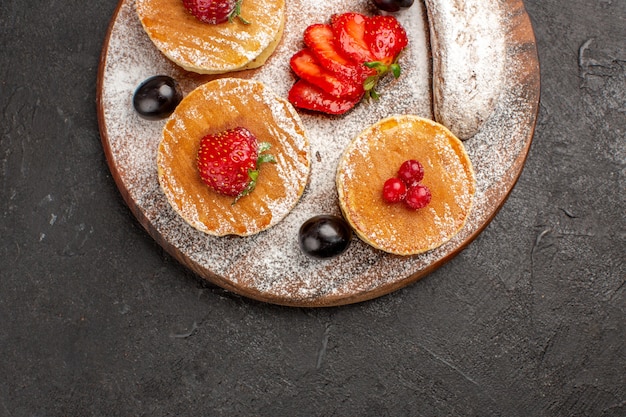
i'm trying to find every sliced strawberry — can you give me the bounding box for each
[303,24,361,81]
[331,12,375,63]
[290,49,362,99]
[364,15,408,65]
[287,13,409,114]
[288,79,361,115]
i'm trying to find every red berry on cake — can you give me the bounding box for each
[182,0,249,25]
[197,127,275,203]
[382,177,408,203]
[405,184,432,209]
[381,160,431,209]
[397,159,425,187]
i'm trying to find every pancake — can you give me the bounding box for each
[135,0,285,74]
[336,115,475,256]
[157,78,311,236]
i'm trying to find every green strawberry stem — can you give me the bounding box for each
[363,57,403,100]
[229,0,250,25]
[232,142,275,205]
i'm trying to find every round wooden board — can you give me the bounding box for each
[96,0,540,307]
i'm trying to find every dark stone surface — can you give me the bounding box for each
[1,0,624,416]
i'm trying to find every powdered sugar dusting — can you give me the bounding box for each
[98,0,539,306]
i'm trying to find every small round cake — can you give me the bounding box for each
[336,115,476,255]
[135,0,285,74]
[157,78,311,236]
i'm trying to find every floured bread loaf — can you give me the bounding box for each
[157,78,311,236]
[336,115,475,256]
[424,0,506,140]
[135,0,285,74]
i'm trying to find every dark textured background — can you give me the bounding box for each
[1,1,624,416]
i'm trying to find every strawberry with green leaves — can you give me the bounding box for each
[362,15,408,99]
[182,0,249,25]
[197,127,275,203]
[288,12,409,115]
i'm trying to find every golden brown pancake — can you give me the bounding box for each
[157,78,311,236]
[135,0,285,74]
[336,115,475,255]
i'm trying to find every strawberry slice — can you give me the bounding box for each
[290,49,363,99]
[287,13,409,115]
[303,24,361,81]
[364,15,408,65]
[331,12,375,63]
[288,79,361,115]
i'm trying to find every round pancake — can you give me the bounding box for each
[157,78,311,236]
[135,0,285,74]
[336,115,475,255]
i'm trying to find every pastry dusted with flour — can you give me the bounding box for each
[424,0,506,140]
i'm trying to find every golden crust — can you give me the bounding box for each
[135,0,285,74]
[157,78,311,236]
[336,115,476,255]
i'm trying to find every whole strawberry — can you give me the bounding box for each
[197,127,275,203]
[182,0,248,25]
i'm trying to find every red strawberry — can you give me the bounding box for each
[287,13,409,114]
[288,80,361,115]
[303,24,362,81]
[290,49,362,99]
[197,127,275,202]
[331,12,375,63]
[364,15,408,65]
[182,0,249,25]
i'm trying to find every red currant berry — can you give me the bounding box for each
[382,177,407,203]
[405,184,431,209]
[397,159,424,187]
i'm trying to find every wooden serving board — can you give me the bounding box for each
[96,0,540,307]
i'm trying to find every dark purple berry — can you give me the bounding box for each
[133,75,182,120]
[299,215,352,259]
[372,0,414,12]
